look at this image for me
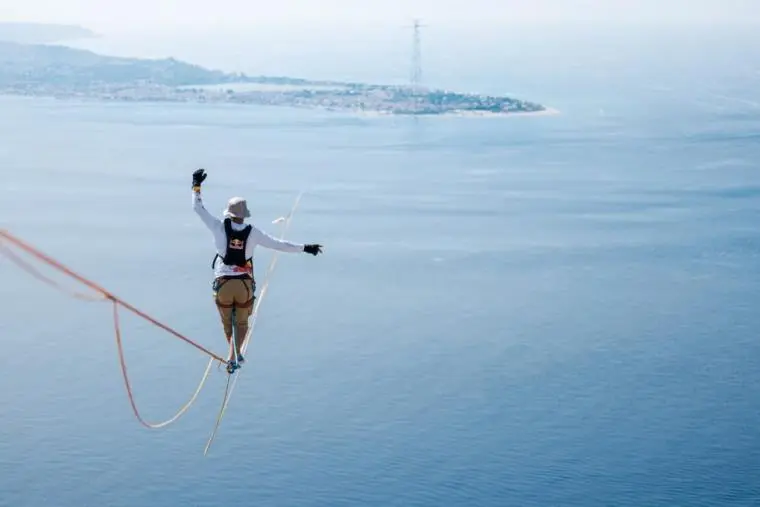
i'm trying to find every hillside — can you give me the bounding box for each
[0,22,97,44]
[0,40,242,87]
[0,40,344,88]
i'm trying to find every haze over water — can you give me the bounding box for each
[1,24,760,506]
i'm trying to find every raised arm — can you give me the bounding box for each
[192,168,223,235]
[193,188,222,232]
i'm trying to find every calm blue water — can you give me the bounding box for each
[2,29,760,506]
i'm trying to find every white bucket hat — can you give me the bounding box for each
[223,196,251,219]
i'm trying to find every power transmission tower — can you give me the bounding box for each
[410,19,425,89]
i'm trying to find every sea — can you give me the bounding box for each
[1,25,759,506]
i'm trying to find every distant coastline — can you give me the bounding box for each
[0,21,97,44]
[0,23,553,117]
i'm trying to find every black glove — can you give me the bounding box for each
[304,244,323,256]
[192,168,207,188]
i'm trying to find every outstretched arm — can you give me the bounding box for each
[250,226,305,253]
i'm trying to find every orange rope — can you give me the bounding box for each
[0,229,225,364]
[0,242,105,302]
[0,228,226,429]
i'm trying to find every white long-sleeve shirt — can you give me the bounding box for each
[193,190,304,278]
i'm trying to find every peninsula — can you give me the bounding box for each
[0,30,548,116]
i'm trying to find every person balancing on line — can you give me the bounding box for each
[191,168,323,374]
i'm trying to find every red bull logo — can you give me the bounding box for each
[231,262,253,275]
[229,238,244,250]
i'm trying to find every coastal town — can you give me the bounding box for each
[3,79,546,115]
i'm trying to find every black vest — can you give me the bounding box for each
[212,218,253,271]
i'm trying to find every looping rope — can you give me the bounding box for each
[0,228,224,429]
[112,300,216,428]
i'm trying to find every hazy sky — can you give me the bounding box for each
[3,0,760,33]
[3,0,759,85]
